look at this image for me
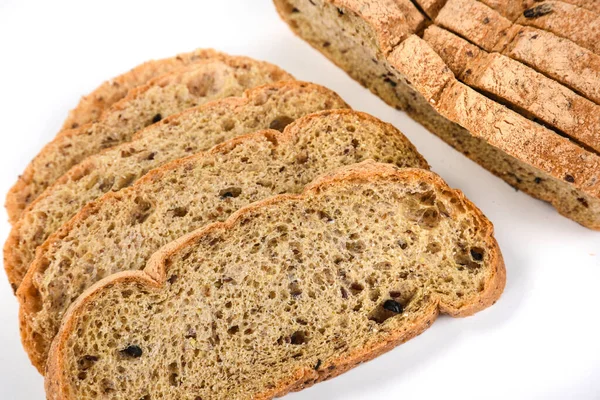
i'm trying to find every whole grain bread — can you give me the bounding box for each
[275,0,600,229]
[18,109,429,373]
[6,54,292,224]
[61,49,230,130]
[424,25,600,153]
[45,161,505,400]
[4,82,348,291]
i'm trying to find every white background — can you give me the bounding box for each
[0,1,598,399]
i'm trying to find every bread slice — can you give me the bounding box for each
[4,82,348,292]
[424,25,600,153]
[18,109,429,373]
[6,54,291,224]
[274,0,600,229]
[434,0,600,104]
[44,161,505,400]
[61,49,230,130]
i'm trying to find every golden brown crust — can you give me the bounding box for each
[515,1,600,55]
[330,0,426,54]
[503,26,600,105]
[425,26,600,153]
[435,0,515,52]
[45,162,505,399]
[5,53,292,225]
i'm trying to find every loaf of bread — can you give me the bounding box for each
[18,109,429,373]
[6,53,292,223]
[274,0,600,229]
[4,82,348,291]
[61,49,230,130]
[45,161,505,399]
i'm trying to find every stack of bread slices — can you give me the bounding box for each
[4,50,505,399]
[275,0,600,230]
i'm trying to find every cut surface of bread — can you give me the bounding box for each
[4,82,348,291]
[61,49,227,131]
[45,161,505,400]
[6,53,291,224]
[18,109,429,373]
[274,0,600,229]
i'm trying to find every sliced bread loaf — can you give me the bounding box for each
[61,49,228,130]
[45,161,505,400]
[423,25,600,153]
[4,82,348,291]
[274,0,600,229]
[6,54,291,224]
[18,109,429,373]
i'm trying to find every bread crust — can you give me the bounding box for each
[18,109,428,374]
[5,52,292,224]
[45,162,505,399]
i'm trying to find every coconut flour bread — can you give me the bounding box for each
[4,82,348,291]
[61,49,230,131]
[274,0,600,229]
[6,53,292,224]
[45,161,505,400]
[18,109,429,373]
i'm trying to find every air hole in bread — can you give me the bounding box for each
[78,355,99,371]
[289,281,302,297]
[227,326,240,335]
[349,282,364,295]
[418,208,440,229]
[470,247,485,261]
[221,119,235,132]
[269,116,294,132]
[346,240,365,253]
[100,378,115,393]
[131,197,153,224]
[219,187,242,199]
[290,330,309,345]
[168,363,180,387]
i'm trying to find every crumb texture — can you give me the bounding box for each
[6,53,291,222]
[61,49,228,131]
[19,110,428,372]
[47,163,503,400]
[274,0,600,229]
[5,82,347,290]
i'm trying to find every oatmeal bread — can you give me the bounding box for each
[18,109,428,373]
[4,81,347,291]
[6,53,291,223]
[45,161,504,399]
